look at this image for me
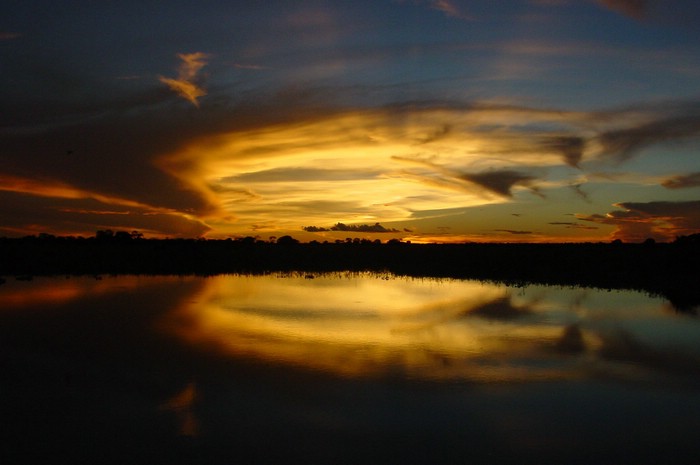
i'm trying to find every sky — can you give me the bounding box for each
[2,0,700,243]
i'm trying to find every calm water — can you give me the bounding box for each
[1,273,700,464]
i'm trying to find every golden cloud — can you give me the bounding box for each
[159,52,209,107]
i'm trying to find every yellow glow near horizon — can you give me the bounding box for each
[162,108,585,238]
[162,274,586,382]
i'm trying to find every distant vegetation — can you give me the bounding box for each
[1,231,699,311]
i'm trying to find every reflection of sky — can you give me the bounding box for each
[2,274,699,384]
[3,274,700,463]
[161,274,700,383]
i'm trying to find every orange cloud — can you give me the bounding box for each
[577,200,700,242]
[0,174,211,238]
[159,52,209,106]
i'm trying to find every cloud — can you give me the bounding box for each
[549,222,599,230]
[158,52,209,107]
[459,170,538,198]
[596,0,646,20]
[467,295,532,320]
[578,200,700,241]
[3,62,699,241]
[661,172,700,189]
[569,183,591,202]
[222,168,383,184]
[540,136,586,167]
[599,328,700,379]
[303,222,400,233]
[0,190,210,238]
[554,324,586,354]
[597,114,700,161]
[494,229,533,235]
[430,0,472,20]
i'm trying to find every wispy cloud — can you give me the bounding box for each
[159,52,209,107]
[662,172,700,189]
[494,229,534,235]
[549,222,599,230]
[303,222,400,233]
[598,114,700,161]
[540,136,586,168]
[595,0,647,20]
[430,0,471,20]
[569,183,591,203]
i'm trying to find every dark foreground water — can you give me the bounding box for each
[1,273,700,464]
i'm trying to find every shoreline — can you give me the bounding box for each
[2,237,699,312]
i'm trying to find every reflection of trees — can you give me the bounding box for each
[1,232,698,311]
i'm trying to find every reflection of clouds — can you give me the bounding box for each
[554,324,586,354]
[166,275,683,383]
[468,295,533,320]
[598,327,700,382]
[0,275,146,311]
[5,275,699,390]
[160,382,199,437]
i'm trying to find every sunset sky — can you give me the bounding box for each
[3,0,700,242]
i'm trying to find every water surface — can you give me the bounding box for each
[1,273,699,464]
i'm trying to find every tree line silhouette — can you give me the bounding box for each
[1,231,699,311]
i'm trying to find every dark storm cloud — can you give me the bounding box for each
[661,172,700,189]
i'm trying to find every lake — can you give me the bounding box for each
[1,273,699,464]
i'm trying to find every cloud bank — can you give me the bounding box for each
[303,223,400,234]
[578,200,700,242]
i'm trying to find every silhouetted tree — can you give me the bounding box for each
[277,235,299,245]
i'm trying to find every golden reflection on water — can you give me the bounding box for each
[0,275,149,311]
[161,273,612,382]
[160,382,199,437]
[3,273,696,384]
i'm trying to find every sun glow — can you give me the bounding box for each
[162,274,579,381]
[161,108,581,238]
